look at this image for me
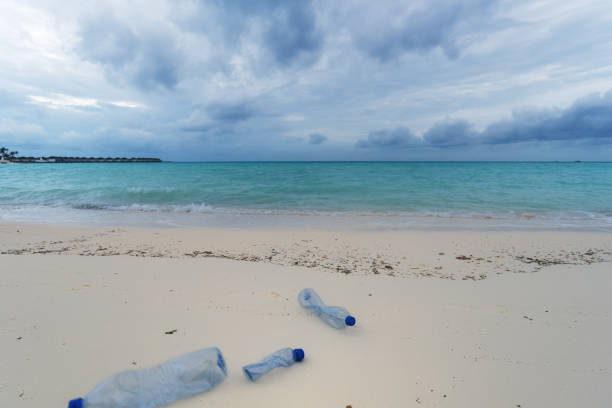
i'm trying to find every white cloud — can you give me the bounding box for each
[29,94,100,109]
[28,93,146,110]
[108,101,147,109]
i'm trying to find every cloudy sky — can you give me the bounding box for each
[1,0,611,160]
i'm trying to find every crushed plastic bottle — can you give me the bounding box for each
[68,347,227,408]
[243,348,304,382]
[298,288,356,329]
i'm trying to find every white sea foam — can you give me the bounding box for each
[1,203,612,231]
[125,187,177,194]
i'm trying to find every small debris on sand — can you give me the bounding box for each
[164,329,177,334]
[523,315,533,321]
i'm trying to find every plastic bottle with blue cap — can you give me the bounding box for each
[243,348,305,382]
[298,288,356,329]
[68,347,226,408]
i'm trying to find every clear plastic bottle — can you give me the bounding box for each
[242,348,305,382]
[298,288,356,329]
[68,347,227,408]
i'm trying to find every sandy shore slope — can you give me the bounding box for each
[1,223,611,279]
[1,223,612,407]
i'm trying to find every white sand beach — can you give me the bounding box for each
[1,223,612,407]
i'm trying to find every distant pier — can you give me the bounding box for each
[8,156,162,163]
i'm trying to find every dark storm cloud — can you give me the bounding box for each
[423,120,476,146]
[76,9,181,90]
[76,10,137,67]
[357,91,612,149]
[262,1,322,66]
[356,127,422,148]
[74,0,322,91]
[214,0,323,66]
[178,101,256,134]
[130,33,181,90]
[354,0,500,61]
[482,91,612,144]
[208,102,254,122]
[308,133,327,145]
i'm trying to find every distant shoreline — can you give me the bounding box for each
[6,156,162,163]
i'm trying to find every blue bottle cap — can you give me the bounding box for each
[292,348,305,362]
[345,315,356,326]
[68,398,83,408]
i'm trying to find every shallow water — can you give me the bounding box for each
[1,162,611,230]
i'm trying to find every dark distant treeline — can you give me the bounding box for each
[10,156,162,163]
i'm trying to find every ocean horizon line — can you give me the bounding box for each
[7,158,612,164]
[156,160,612,164]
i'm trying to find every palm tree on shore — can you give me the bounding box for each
[1,147,19,161]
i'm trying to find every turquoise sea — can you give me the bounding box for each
[1,162,611,230]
